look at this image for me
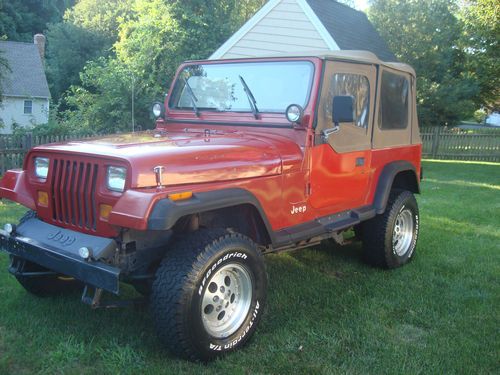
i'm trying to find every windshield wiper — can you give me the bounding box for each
[239,75,260,119]
[183,77,200,117]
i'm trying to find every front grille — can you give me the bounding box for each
[51,159,99,231]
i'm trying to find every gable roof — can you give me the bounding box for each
[210,0,397,62]
[0,41,51,99]
[305,0,397,61]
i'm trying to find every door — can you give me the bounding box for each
[310,61,377,213]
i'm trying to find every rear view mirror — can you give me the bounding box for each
[332,95,354,125]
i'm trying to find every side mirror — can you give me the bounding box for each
[152,101,165,119]
[332,95,354,125]
[285,104,304,124]
[322,95,355,142]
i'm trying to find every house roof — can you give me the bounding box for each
[305,0,397,61]
[210,0,398,62]
[0,41,50,99]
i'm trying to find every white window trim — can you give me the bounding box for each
[23,99,33,115]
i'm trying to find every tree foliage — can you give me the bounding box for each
[61,0,267,133]
[0,0,74,41]
[45,22,111,101]
[458,0,499,110]
[369,0,480,126]
[62,57,147,134]
[46,0,135,102]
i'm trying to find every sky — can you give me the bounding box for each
[354,0,369,11]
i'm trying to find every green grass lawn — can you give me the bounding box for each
[0,160,499,374]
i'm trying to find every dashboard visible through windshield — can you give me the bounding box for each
[168,61,315,115]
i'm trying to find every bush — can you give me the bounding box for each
[473,108,487,124]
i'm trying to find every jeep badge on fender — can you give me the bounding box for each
[0,51,422,361]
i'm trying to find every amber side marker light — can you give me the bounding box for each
[37,191,49,207]
[168,191,193,201]
[99,204,113,221]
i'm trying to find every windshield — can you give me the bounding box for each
[169,61,314,114]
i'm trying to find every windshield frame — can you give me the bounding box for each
[167,59,317,116]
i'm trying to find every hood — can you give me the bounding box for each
[33,130,303,188]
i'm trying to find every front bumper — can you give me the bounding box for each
[0,219,121,294]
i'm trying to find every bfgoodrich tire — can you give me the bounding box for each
[361,190,419,268]
[151,229,267,361]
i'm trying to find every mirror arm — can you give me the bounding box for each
[321,122,340,142]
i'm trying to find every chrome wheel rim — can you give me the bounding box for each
[393,208,414,256]
[201,263,253,338]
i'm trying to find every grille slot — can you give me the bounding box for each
[51,159,99,230]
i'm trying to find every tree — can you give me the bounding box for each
[459,0,499,110]
[62,57,151,134]
[64,0,135,42]
[45,22,111,101]
[62,0,272,134]
[45,0,135,102]
[0,0,74,41]
[369,0,479,126]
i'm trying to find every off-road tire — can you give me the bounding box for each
[361,190,419,268]
[11,211,81,296]
[151,229,267,361]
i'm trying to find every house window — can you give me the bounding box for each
[326,73,370,129]
[379,71,409,130]
[24,100,33,114]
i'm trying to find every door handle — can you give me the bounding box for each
[356,157,365,167]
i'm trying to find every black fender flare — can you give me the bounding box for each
[373,161,420,214]
[147,188,275,241]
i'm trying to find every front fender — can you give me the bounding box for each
[108,188,273,241]
[0,170,36,209]
[147,188,273,233]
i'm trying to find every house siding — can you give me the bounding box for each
[222,0,332,58]
[0,96,49,134]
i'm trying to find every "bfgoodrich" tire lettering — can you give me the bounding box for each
[209,300,260,351]
[199,252,248,296]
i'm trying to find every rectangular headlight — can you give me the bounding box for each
[107,166,127,192]
[34,157,49,179]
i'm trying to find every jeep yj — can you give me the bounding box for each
[0,51,421,361]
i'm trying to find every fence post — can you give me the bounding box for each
[431,127,441,158]
[0,137,5,175]
[23,132,33,151]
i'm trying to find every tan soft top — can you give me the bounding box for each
[209,49,415,76]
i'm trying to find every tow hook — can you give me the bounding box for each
[81,285,146,309]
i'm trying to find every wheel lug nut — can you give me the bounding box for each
[213,296,219,302]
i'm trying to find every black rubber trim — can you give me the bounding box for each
[147,188,277,242]
[0,229,120,294]
[165,118,292,129]
[373,160,419,214]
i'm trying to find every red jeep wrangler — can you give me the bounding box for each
[0,51,421,361]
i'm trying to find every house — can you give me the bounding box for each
[0,34,50,134]
[210,0,397,62]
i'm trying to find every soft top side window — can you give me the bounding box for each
[325,73,370,129]
[379,71,409,130]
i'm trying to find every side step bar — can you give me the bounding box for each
[273,206,376,248]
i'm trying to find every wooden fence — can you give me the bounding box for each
[0,134,92,175]
[1,128,499,174]
[421,127,500,162]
